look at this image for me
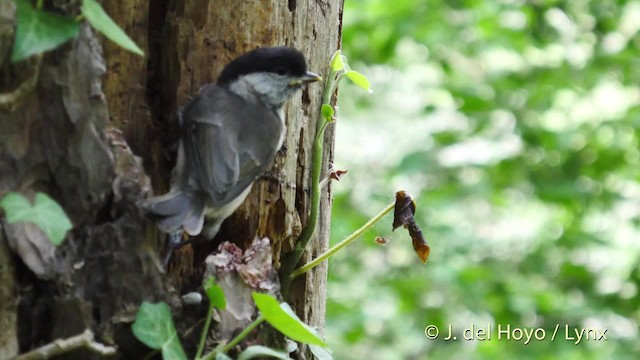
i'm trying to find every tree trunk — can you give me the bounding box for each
[0,0,342,358]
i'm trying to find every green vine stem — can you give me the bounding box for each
[222,315,264,352]
[195,301,215,359]
[201,315,266,360]
[279,64,341,293]
[290,202,395,279]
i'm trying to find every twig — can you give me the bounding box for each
[0,55,42,112]
[15,329,117,359]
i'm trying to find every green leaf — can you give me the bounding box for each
[309,344,333,360]
[81,0,144,56]
[131,302,187,360]
[252,293,327,347]
[321,104,334,121]
[0,192,72,246]
[215,354,233,360]
[11,0,79,62]
[345,70,372,93]
[238,345,292,360]
[330,50,345,71]
[204,277,226,310]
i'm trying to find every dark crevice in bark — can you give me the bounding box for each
[14,256,52,353]
[294,126,309,233]
[93,192,115,225]
[144,0,176,192]
[145,0,169,129]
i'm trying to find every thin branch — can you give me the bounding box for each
[0,55,42,112]
[15,329,117,360]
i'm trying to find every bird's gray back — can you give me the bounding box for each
[181,85,284,207]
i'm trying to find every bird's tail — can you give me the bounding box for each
[139,191,205,236]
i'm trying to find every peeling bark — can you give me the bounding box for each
[1,21,166,359]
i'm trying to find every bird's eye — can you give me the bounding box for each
[275,66,287,76]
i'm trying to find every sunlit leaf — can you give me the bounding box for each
[11,0,79,62]
[345,70,372,93]
[330,50,345,71]
[252,293,327,346]
[81,0,144,56]
[0,192,72,246]
[131,302,187,360]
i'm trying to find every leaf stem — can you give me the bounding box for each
[207,315,265,359]
[195,303,214,359]
[291,202,395,279]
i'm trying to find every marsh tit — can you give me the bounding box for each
[141,46,321,263]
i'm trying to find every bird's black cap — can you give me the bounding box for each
[217,46,309,86]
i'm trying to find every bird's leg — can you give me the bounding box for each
[163,232,186,267]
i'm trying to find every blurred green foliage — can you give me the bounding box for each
[327,0,640,359]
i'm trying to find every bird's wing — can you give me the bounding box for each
[181,85,283,206]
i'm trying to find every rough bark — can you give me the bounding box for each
[1,18,167,358]
[0,3,19,357]
[0,0,342,358]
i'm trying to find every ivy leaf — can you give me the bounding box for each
[253,293,327,347]
[11,0,79,62]
[0,192,72,246]
[330,50,345,71]
[204,277,226,310]
[321,104,334,121]
[346,70,373,93]
[238,345,292,360]
[81,0,144,56]
[131,302,187,360]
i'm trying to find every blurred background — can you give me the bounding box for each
[326,0,640,359]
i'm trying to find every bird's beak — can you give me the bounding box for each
[289,71,322,87]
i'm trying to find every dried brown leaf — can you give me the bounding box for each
[392,191,429,263]
[329,169,348,181]
[392,191,416,230]
[374,235,390,246]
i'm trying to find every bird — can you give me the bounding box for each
[140,46,321,264]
